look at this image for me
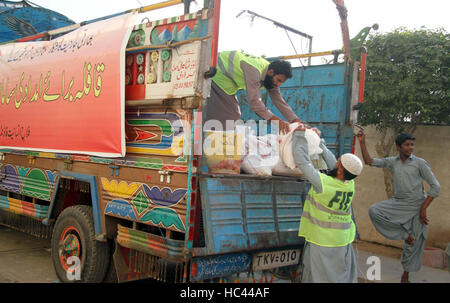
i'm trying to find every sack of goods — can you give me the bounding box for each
[240,122,325,177]
[240,133,279,176]
[204,130,244,175]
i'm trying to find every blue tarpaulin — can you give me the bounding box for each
[0,0,75,43]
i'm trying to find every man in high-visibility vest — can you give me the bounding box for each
[292,123,363,283]
[205,51,302,133]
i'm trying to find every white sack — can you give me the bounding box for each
[278,122,323,170]
[240,132,279,176]
[239,123,324,177]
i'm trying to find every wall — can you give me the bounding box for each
[353,125,450,249]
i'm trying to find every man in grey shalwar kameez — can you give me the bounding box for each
[357,131,440,283]
[293,124,363,283]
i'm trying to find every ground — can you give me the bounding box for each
[354,239,403,259]
[1,225,448,283]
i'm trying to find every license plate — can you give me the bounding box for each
[252,249,301,271]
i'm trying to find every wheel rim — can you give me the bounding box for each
[59,225,82,272]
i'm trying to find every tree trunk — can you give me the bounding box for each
[381,168,394,199]
[374,128,396,198]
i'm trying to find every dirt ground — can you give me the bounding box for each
[353,239,403,259]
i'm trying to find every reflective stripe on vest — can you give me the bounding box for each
[301,211,352,230]
[213,51,269,95]
[298,173,355,247]
[218,51,237,80]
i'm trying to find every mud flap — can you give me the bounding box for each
[113,240,153,283]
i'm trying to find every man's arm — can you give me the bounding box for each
[292,126,326,193]
[356,129,374,165]
[241,62,290,134]
[419,159,441,198]
[418,159,441,225]
[267,87,300,123]
[241,61,274,120]
[356,130,394,169]
[318,137,337,169]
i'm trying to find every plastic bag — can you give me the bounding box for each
[278,122,323,170]
[240,133,278,176]
[239,123,324,177]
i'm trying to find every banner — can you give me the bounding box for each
[0,13,136,157]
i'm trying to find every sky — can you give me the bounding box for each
[28,0,450,63]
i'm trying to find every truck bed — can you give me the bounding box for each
[196,173,307,256]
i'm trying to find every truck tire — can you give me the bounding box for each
[51,205,110,283]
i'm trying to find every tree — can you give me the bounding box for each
[359,27,450,197]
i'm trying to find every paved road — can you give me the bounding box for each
[0,225,57,283]
[0,225,296,283]
[2,224,447,284]
[0,225,295,283]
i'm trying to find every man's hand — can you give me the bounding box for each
[356,129,366,143]
[295,123,306,132]
[278,120,290,134]
[420,206,429,225]
[311,127,321,138]
[270,116,291,134]
[419,196,434,225]
[295,124,321,137]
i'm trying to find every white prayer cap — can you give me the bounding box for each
[341,153,363,176]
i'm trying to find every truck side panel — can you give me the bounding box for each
[237,63,355,155]
[198,176,307,255]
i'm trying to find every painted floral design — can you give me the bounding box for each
[142,184,186,207]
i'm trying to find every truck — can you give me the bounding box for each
[0,0,366,282]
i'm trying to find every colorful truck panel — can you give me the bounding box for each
[0,0,361,283]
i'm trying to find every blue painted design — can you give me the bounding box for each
[105,199,138,221]
[173,25,192,41]
[140,207,185,231]
[192,253,251,281]
[0,164,20,193]
[150,20,208,45]
[175,156,187,163]
[0,5,75,43]
[126,136,173,149]
[142,184,186,207]
[17,166,30,183]
[45,170,58,187]
[0,195,9,209]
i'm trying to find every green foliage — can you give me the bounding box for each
[359,27,450,132]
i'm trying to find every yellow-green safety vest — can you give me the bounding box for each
[298,173,356,247]
[212,51,269,95]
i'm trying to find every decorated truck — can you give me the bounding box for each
[0,0,366,282]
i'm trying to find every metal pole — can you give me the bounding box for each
[236,9,313,62]
[274,50,342,60]
[308,37,312,66]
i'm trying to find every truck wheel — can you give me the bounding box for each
[51,205,110,283]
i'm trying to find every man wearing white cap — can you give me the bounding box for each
[292,123,363,283]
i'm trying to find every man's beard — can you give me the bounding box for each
[326,168,338,178]
[263,74,274,89]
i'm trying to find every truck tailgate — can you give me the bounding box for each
[199,174,307,255]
